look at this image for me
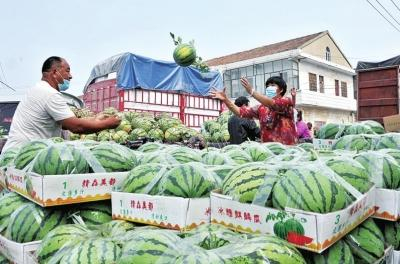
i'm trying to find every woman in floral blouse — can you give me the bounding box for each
[211,76,297,145]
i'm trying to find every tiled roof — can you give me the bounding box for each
[206,31,327,66]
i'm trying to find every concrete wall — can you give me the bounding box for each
[302,34,351,68]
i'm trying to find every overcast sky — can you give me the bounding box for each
[0,0,399,97]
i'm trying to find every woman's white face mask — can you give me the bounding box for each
[265,85,277,98]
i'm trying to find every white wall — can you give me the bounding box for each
[297,60,356,111]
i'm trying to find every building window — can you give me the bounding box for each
[255,64,264,75]
[319,75,324,93]
[335,80,339,96]
[326,47,331,61]
[255,75,265,93]
[223,70,231,81]
[264,62,273,73]
[309,73,317,91]
[341,81,347,97]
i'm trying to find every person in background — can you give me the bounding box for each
[211,76,297,145]
[227,96,260,144]
[2,56,120,152]
[307,122,314,138]
[296,109,311,142]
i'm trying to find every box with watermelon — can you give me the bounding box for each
[4,139,137,206]
[0,234,41,264]
[210,159,377,253]
[112,161,220,230]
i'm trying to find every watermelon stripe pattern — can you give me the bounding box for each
[272,168,349,213]
[173,44,197,67]
[71,202,112,225]
[161,163,217,198]
[0,192,27,232]
[122,163,165,194]
[222,163,277,204]
[345,219,385,263]
[310,240,354,264]
[91,143,137,172]
[6,204,67,243]
[14,140,49,169]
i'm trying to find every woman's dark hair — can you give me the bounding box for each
[265,76,287,96]
[297,109,303,121]
[234,96,250,107]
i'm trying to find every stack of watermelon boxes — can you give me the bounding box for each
[0,139,134,263]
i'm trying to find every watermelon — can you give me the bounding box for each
[80,133,97,141]
[242,143,273,162]
[59,238,121,264]
[112,130,129,144]
[173,43,196,67]
[97,130,112,141]
[37,224,90,264]
[91,143,137,172]
[157,117,181,132]
[375,133,400,149]
[206,165,235,182]
[325,157,373,193]
[332,135,371,151]
[221,144,242,153]
[116,120,132,133]
[297,142,315,151]
[161,163,218,198]
[69,133,81,140]
[0,192,27,232]
[345,219,385,263]
[308,240,354,264]
[202,151,230,165]
[5,203,68,243]
[317,123,345,139]
[147,128,164,141]
[272,168,350,213]
[102,220,135,237]
[344,123,374,135]
[180,224,243,250]
[32,144,90,175]
[215,235,306,264]
[361,120,385,134]
[140,151,177,165]
[354,152,400,189]
[173,250,224,263]
[128,128,147,141]
[168,147,202,163]
[121,163,166,194]
[0,147,19,167]
[70,201,112,225]
[13,140,49,169]
[381,220,400,250]
[118,230,182,264]
[138,142,165,153]
[222,163,278,205]
[164,127,182,143]
[226,149,253,164]
[263,142,287,155]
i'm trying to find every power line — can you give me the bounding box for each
[366,0,400,32]
[375,0,400,26]
[390,0,400,13]
[0,62,7,84]
[0,80,16,92]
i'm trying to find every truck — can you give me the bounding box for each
[82,53,224,129]
[356,55,400,124]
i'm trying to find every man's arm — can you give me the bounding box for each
[61,116,120,134]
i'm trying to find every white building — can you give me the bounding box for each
[206,31,356,129]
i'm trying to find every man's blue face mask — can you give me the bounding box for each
[265,85,277,98]
[56,71,70,91]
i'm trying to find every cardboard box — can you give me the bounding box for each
[312,139,337,150]
[0,234,40,264]
[112,192,210,231]
[210,187,375,253]
[373,188,400,221]
[6,167,128,207]
[383,114,400,132]
[392,249,400,264]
